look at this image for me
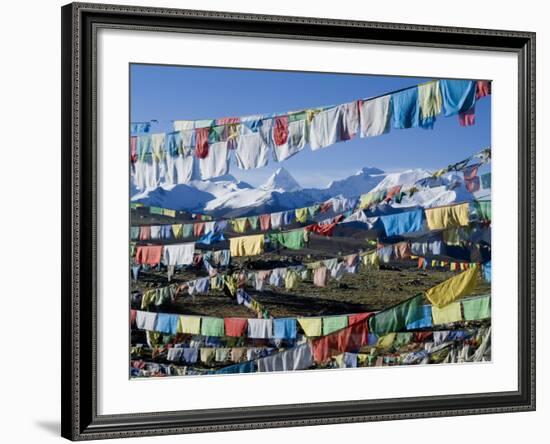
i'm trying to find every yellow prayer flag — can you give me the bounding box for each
[357,353,369,366]
[229,234,264,257]
[171,224,183,239]
[298,317,322,337]
[425,202,470,230]
[210,275,223,290]
[418,80,442,120]
[295,207,308,224]
[431,302,463,324]
[306,108,322,124]
[377,333,397,349]
[231,217,249,233]
[425,265,478,308]
[334,354,345,368]
[223,275,239,296]
[306,261,322,270]
[361,251,379,268]
[284,270,299,290]
[178,315,201,334]
[200,347,215,363]
[140,289,156,310]
[359,193,374,209]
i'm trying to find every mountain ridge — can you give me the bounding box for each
[130,166,474,217]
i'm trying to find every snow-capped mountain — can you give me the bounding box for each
[203,167,387,217]
[259,167,302,192]
[370,168,432,192]
[323,167,384,198]
[130,165,476,217]
[204,168,307,217]
[130,174,253,212]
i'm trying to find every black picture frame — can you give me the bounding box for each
[61,2,536,440]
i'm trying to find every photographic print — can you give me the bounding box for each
[128,65,492,378]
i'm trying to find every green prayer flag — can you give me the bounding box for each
[200,317,225,337]
[130,227,140,240]
[462,296,491,320]
[322,316,348,335]
[393,332,413,348]
[288,110,308,122]
[269,229,305,250]
[208,125,225,143]
[474,200,491,221]
[368,294,424,335]
[307,204,320,218]
[248,215,259,230]
[182,224,193,238]
[150,206,163,215]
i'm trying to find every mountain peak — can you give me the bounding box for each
[353,166,385,176]
[260,167,302,192]
[323,166,385,198]
[370,168,432,192]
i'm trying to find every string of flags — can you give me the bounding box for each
[130,196,491,246]
[130,79,491,190]
[130,325,491,376]
[130,195,357,243]
[132,326,483,365]
[133,267,486,340]
[130,290,490,375]
[130,199,490,278]
[131,202,216,220]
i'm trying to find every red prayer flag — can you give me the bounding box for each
[459,107,476,126]
[259,214,271,231]
[195,127,210,158]
[273,116,289,146]
[463,165,480,180]
[130,309,137,325]
[139,226,151,241]
[193,222,205,238]
[216,117,240,125]
[130,136,138,163]
[224,318,248,337]
[135,245,163,266]
[311,314,372,363]
[305,222,337,237]
[465,176,481,192]
[476,80,491,99]
[348,312,372,326]
[413,332,433,342]
[385,185,403,202]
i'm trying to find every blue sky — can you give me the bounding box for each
[130,64,491,188]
